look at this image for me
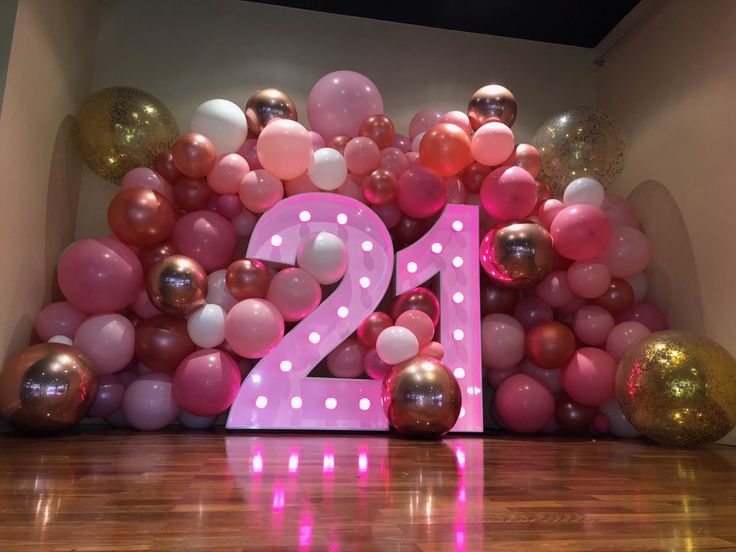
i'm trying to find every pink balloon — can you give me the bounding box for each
[380,147,409,178]
[445,176,468,204]
[88,374,125,418]
[121,167,173,202]
[236,138,262,170]
[336,174,366,203]
[74,314,135,375]
[396,309,435,348]
[307,70,384,140]
[481,313,525,370]
[537,199,565,230]
[267,267,322,322]
[494,374,555,433]
[309,131,326,150]
[225,298,284,359]
[615,303,668,332]
[132,289,160,319]
[173,349,241,416]
[470,122,515,166]
[439,110,472,135]
[598,225,652,278]
[480,166,537,221]
[572,305,615,346]
[35,301,88,341]
[512,297,553,331]
[392,133,412,153]
[207,153,249,195]
[239,169,284,213]
[372,202,401,229]
[558,295,588,317]
[592,412,611,434]
[58,238,143,314]
[536,270,574,308]
[486,363,521,387]
[344,137,381,176]
[567,261,611,298]
[521,359,563,393]
[206,269,238,312]
[562,347,617,406]
[606,321,651,362]
[326,338,366,378]
[409,108,443,140]
[122,373,179,431]
[211,193,243,219]
[550,204,612,260]
[602,192,640,228]
[256,119,313,180]
[171,210,236,271]
[420,341,445,360]
[363,348,393,379]
[396,166,446,219]
[285,172,320,196]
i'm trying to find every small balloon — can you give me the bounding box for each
[390,287,440,326]
[563,177,605,207]
[207,153,250,195]
[396,310,435,348]
[359,114,395,149]
[524,321,576,370]
[267,268,322,322]
[550,204,612,261]
[327,338,366,378]
[480,273,519,316]
[308,148,348,191]
[74,314,135,375]
[396,166,446,219]
[419,123,473,177]
[363,348,393,380]
[190,99,248,154]
[296,231,348,285]
[245,88,297,136]
[563,347,617,406]
[256,119,313,180]
[35,302,87,341]
[376,326,419,365]
[494,374,554,433]
[481,313,525,371]
[146,254,208,316]
[467,84,517,129]
[362,169,398,205]
[187,304,226,348]
[224,298,284,359]
[480,222,555,288]
[471,121,515,166]
[239,169,284,213]
[135,315,196,373]
[357,312,394,350]
[555,394,596,433]
[171,210,236,271]
[138,241,177,273]
[226,259,271,300]
[173,176,212,212]
[173,349,240,416]
[122,373,179,431]
[172,133,217,178]
[593,278,635,315]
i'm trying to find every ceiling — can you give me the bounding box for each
[247,0,641,48]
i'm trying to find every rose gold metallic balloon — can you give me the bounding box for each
[245,88,297,136]
[479,222,555,288]
[173,176,212,212]
[327,135,351,154]
[390,287,440,326]
[462,162,491,194]
[135,315,196,373]
[153,151,180,183]
[381,355,461,439]
[555,394,596,433]
[357,311,393,349]
[146,254,208,316]
[362,168,398,205]
[138,241,177,273]
[467,84,517,129]
[359,114,396,149]
[0,343,98,434]
[480,273,519,316]
[504,143,542,178]
[225,259,271,301]
[171,133,217,178]
[593,278,635,315]
[107,187,175,247]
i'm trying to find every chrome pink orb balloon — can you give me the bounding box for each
[480,222,555,288]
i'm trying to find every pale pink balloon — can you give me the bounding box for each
[344,137,380,176]
[207,153,250,194]
[486,363,521,387]
[392,133,412,153]
[376,326,419,365]
[420,341,444,360]
[521,359,563,393]
[211,193,243,219]
[236,138,262,170]
[225,298,284,359]
[470,122,515,166]
[409,108,443,140]
[363,348,393,379]
[239,169,284,213]
[602,192,640,228]
[562,347,617,406]
[87,374,125,418]
[479,166,537,221]
[512,297,553,331]
[267,267,322,322]
[567,261,611,298]
[495,374,555,433]
[121,167,173,202]
[74,313,135,375]
[536,270,573,308]
[598,225,652,278]
[573,305,615,346]
[326,338,366,378]
[615,303,668,332]
[606,321,651,362]
[206,269,239,311]
[550,204,612,261]
[35,301,88,341]
[537,199,565,230]
[481,313,525,370]
[256,119,313,179]
[122,373,179,431]
[173,349,241,417]
[372,202,401,229]
[380,147,409,177]
[309,131,326,150]
[439,110,472,135]
[396,309,435,348]
[132,289,160,319]
[285,172,320,196]
[171,210,236,272]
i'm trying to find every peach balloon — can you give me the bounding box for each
[207,153,250,195]
[419,123,473,177]
[239,169,284,213]
[503,143,542,179]
[567,261,611,298]
[439,110,472,135]
[605,321,651,362]
[470,122,515,166]
[256,119,313,180]
[344,137,381,176]
[224,299,284,359]
[267,268,322,322]
[396,309,435,348]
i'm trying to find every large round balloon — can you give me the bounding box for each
[616,331,736,447]
[76,86,179,183]
[245,88,298,136]
[0,343,98,434]
[307,70,383,140]
[532,107,625,196]
[480,222,555,288]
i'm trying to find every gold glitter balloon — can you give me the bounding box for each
[532,107,624,197]
[245,88,297,136]
[76,86,180,183]
[616,330,736,448]
[0,343,98,435]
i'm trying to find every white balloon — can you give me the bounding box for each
[187,304,226,348]
[178,409,217,429]
[308,148,347,190]
[191,99,248,154]
[206,270,238,311]
[48,335,73,346]
[599,399,641,439]
[626,272,648,303]
[563,177,605,207]
[297,231,348,285]
[376,326,419,365]
[411,132,425,153]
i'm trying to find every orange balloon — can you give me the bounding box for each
[359,114,396,149]
[107,187,175,247]
[419,123,473,177]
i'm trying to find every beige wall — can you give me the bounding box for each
[76,0,595,238]
[596,0,736,444]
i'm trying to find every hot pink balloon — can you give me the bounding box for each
[512,297,553,331]
[550,204,612,260]
[173,349,241,416]
[74,313,135,375]
[57,238,143,314]
[439,110,472,135]
[536,270,574,308]
[606,321,651,362]
[470,121,515,166]
[481,313,525,370]
[236,138,262,170]
[239,169,284,213]
[225,298,284,359]
[486,363,521,388]
[572,305,615,346]
[480,166,537,221]
[256,119,313,179]
[521,359,563,393]
[396,166,446,219]
[122,373,179,431]
[601,192,640,228]
[88,373,125,418]
[267,267,322,322]
[327,338,366,378]
[409,108,443,140]
[207,153,250,195]
[35,301,88,341]
[380,147,409,178]
[363,348,392,380]
[344,137,381,176]
[598,225,652,278]
[307,70,384,140]
[392,133,412,153]
[494,374,555,433]
[562,347,617,406]
[171,210,236,271]
[615,303,668,332]
[211,193,243,219]
[121,167,173,202]
[537,199,565,230]
[396,309,435,348]
[567,261,611,298]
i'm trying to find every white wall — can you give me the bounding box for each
[76,0,595,238]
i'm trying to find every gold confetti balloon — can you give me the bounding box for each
[76,86,180,183]
[616,330,736,448]
[532,107,624,197]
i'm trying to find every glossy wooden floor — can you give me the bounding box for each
[1,430,736,551]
